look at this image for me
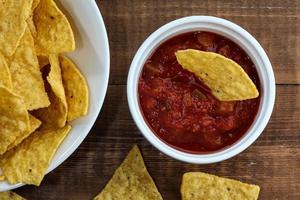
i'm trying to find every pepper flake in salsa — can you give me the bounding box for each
[138,31,261,153]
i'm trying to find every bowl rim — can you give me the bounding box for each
[127,16,275,164]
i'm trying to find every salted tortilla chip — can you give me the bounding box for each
[27,0,40,37]
[181,172,260,200]
[27,16,37,37]
[32,0,40,10]
[94,145,163,200]
[0,0,33,57]
[47,55,67,107]
[6,114,41,152]
[33,55,67,129]
[0,125,71,186]
[33,0,75,55]
[8,28,50,110]
[60,56,89,121]
[0,191,26,200]
[0,53,12,89]
[176,49,259,101]
[38,55,49,69]
[0,86,29,155]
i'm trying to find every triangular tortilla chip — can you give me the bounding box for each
[8,28,50,110]
[0,53,12,89]
[181,172,260,200]
[94,145,163,200]
[6,114,41,152]
[60,56,89,121]
[27,17,37,37]
[33,0,75,55]
[0,125,71,186]
[0,191,26,200]
[32,0,40,10]
[0,0,33,57]
[26,0,40,37]
[176,49,259,101]
[33,54,68,129]
[0,86,29,155]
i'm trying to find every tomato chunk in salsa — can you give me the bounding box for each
[138,32,261,153]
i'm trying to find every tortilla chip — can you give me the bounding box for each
[0,191,26,200]
[38,55,49,69]
[181,172,260,200]
[6,114,41,152]
[0,175,5,181]
[28,0,40,36]
[27,0,40,37]
[60,56,89,121]
[94,145,163,200]
[32,0,40,10]
[0,86,29,155]
[8,28,50,110]
[0,0,33,57]
[33,55,67,129]
[27,16,37,37]
[0,53,12,89]
[33,0,75,55]
[47,55,67,107]
[176,49,259,101]
[0,125,71,186]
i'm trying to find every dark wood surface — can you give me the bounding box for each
[16,0,300,199]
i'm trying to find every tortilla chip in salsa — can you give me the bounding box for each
[176,49,259,101]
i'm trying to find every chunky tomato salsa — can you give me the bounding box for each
[138,32,261,153]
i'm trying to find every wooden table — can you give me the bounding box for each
[17,0,300,199]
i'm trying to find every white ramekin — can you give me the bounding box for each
[127,16,275,164]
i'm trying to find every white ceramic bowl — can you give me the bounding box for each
[127,16,275,164]
[0,0,110,191]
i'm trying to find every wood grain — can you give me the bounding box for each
[16,85,300,200]
[100,0,300,85]
[16,0,300,199]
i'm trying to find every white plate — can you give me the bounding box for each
[0,0,110,191]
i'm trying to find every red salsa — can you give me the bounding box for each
[138,32,261,153]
